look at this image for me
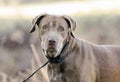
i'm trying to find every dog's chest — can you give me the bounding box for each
[47,63,79,82]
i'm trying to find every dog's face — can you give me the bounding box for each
[30,14,76,58]
[39,16,69,58]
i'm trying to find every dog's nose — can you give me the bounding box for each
[48,39,56,45]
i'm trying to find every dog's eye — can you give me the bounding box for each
[42,25,49,30]
[58,26,64,31]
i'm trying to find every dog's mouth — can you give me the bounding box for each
[46,48,57,57]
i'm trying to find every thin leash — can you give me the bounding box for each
[23,61,49,82]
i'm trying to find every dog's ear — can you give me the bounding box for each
[29,14,47,33]
[62,15,76,37]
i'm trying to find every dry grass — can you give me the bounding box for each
[0,44,49,82]
[30,44,48,82]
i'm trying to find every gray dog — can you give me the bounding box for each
[30,14,120,82]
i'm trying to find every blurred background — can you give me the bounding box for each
[0,0,120,82]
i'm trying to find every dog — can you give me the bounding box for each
[30,14,120,82]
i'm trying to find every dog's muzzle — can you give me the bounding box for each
[46,39,57,57]
[47,40,70,63]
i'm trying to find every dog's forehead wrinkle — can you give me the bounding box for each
[40,15,68,27]
[49,20,58,28]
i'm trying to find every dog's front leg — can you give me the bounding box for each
[49,73,66,82]
[79,61,97,82]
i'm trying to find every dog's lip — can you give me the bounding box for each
[46,48,57,57]
[47,48,56,51]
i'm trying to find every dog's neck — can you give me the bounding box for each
[47,37,80,82]
[47,36,75,72]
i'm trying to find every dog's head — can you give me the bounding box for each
[30,14,76,58]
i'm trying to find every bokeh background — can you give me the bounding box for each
[0,0,120,82]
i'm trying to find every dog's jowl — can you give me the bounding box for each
[30,14,120,82]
